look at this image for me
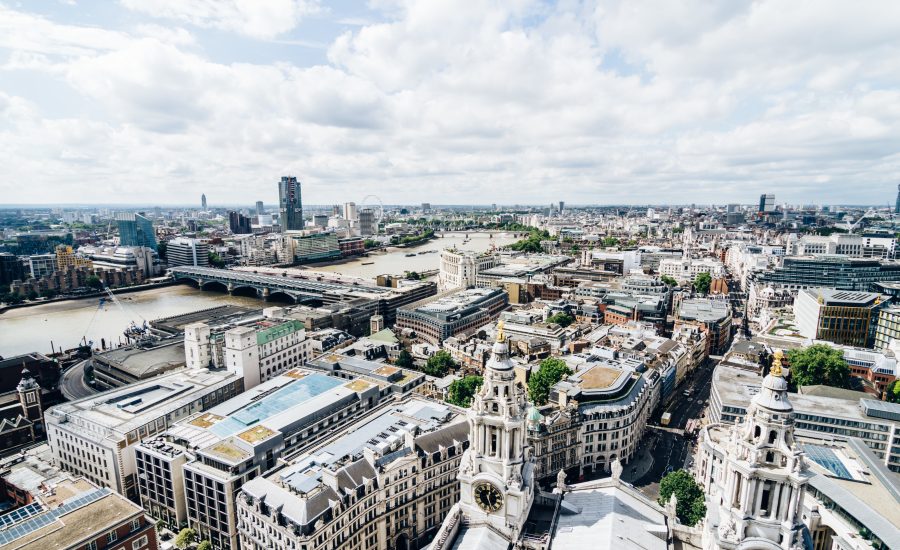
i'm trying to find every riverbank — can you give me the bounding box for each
[0,280,177,315]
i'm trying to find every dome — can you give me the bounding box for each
[527,406,543,422]
[751,373,793,412]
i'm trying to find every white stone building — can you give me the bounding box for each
[438,248,500,291]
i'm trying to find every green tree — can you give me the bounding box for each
[405,271,421,280]
[424,350,456,377]
[157,241,168,261]
[208,251,226,268]
[787,344,851,389]
[527,357,573,405]
[660,275,678,286]
[363,239,379,249]
[601,236,619,247]
[658,469,706,526]
[693,272,712,294]
[85,275,103,290]
[26,290,39,301]
[885,380,900,403]
[395,350,414,369]
[197,541,213,550]
[174,527,196,549]
[546,312,575,328]
[447,375,484,407]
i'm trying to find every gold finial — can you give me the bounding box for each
[496,320,505,343]
[771,349,784,377]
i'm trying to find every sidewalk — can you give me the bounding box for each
[622,432,659,483]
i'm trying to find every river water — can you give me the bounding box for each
[0,232,518,357]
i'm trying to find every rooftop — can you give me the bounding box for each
[800,288,884,307]
[678,298,729,323]
[45,368,239,438]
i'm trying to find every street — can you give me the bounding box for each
[627,356,718,499]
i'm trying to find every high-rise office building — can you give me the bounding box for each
[116,213,157,251]
[895,184,900,214]
[359,208,376,235]
[166,238,209,267]
[313,214,328,228]
[201,193,207,210]
[255,200,264,215]
[758,193,775,214]
[228,211,252,234]
[0,252,24,286]
[278,176,303,232]
[559,200,565,213]
[343,201,357,221]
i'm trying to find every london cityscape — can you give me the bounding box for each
[1,3,900,550]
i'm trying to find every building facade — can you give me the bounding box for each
[117,213,157,251]
[279,176,304,232]
[166,237,210,267]
[396,287,509,345]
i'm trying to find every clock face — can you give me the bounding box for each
[473,481,503,513]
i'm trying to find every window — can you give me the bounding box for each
[107,531,118,543]
[87,542,98,550]
[132,535,148,549]
[131,519,141,531]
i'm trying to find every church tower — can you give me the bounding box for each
[457,321,535,540]
[17,365,43,434]
[697,351,810,550]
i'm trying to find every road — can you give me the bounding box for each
[60,359,98,401]
[632,356,718,499]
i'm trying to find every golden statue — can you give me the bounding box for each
[496,320,505,343]
[771,349,784,377]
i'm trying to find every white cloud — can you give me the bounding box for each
[119,0,321,39]
[1,0,900,205]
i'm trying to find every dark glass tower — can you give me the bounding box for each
[279,176,303,232]
[117,213,157,251]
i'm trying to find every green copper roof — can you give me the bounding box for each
[256,320,304,345]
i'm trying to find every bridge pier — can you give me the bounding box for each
[262,287,270,299]
[227,283,235,295]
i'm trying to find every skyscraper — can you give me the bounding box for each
[256,201,264,215]
[558,200,564,214]
[343,202,357,221]
[278,176,303,232]
[228,211,252,234]
[359,208,375,235]
[758,193,775,214]
[201,194,207,210]
[117,213,157,251]
[894,184,899,214]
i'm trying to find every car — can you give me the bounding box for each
[683,390,692,397]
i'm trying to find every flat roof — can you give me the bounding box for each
[801,288,883,306]
[678,299,729,323]
[167,371,355,451]
[94,340,185,378]
[46,368,238,437]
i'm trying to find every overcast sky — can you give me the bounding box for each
[1,0,899,207]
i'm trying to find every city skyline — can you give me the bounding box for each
[2,1,900,205]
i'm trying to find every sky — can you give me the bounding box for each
[1,0,899,207]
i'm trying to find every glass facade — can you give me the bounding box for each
[117,213,157,251]
[758,256,900,291]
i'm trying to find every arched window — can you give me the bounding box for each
[768,430,777,444]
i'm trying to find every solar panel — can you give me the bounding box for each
[0,489,109,545]
[0,503,44,529]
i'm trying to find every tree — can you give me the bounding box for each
[363,239,379,249]
[660,275,678,287]
[197,541,213,550]
[405,271,421,280]
[26,290,39,301]
[447,375,484,407]
[693,272,712,294]
[546,312,575,328]
[601,236,619,247]
[395,350,414,369]
[423,350,456,377]
[157,241,168,261]
[885,380,900,403]
[85,275,103,290]
[208,251,226,268]
[527,357,573,405]
[658,469,706,526]
[174,527,196,549]
[787,344,851,389]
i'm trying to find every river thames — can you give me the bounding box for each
[0,232,516,357]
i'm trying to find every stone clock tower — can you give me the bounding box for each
[457,322,535,540]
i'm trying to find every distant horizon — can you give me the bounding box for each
[0,202,893,210]
[2,3,900,204]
